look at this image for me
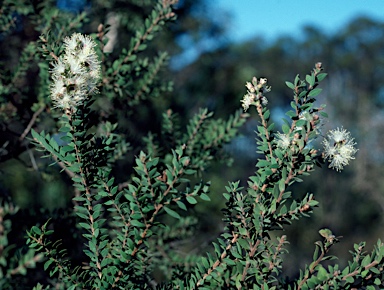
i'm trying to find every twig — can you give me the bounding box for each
[52,154,77,179]
[19,105,46,141]
[27,146,39,171]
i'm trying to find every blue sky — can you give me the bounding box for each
[216,0,384,42]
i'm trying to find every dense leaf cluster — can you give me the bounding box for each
[1,0,384,289]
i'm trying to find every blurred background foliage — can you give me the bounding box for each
[1,0,384,285]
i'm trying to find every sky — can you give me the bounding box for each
[216,0,384,42]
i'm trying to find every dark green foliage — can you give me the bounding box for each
[1,1,384,289]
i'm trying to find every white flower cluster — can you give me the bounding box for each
[241,77,271,111]
[322,127,358,172]
[50,33,101,110]
[275,132,291,150]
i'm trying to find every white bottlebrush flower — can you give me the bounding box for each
[51,59,66,75]
[64,34,79,52]
[241,93,255,112]
[275,132,291,150]
[50,77,65,98]
[50,33,101,110]
[322,127,358,172]
[241,77,270,111]
[68,58,85,75]
[261,96,268,106]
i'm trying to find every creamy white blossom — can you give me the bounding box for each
[261,96,268,106]
[52,59,66,74]
[245,81,255,93]
[240,77,270,111]
[259,78,267,85]
[50,33,101,110]
[322,127,358,172]
[275,132,291,149]
[241,93,255,111]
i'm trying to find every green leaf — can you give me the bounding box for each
[316,73,327,82]
[75,212,88,220]
[127,55,137,61]
[89,240,97,253]
[235,273,242,289]
[294,74,300,86]
[237,238,250,250]
[59,126,71,133]
[104,200,114,206]
[319,228,333,239]
[344,276,354,284]
[317,266,328,281]
[286,110,296,118]
[374,278,382,285]
[107,178,115,187]
[31,226,42,235]
[238,227,247,236]
[280,205,287,215]
[282,123,290,134]
[200,193,210,201]
[44,259,54,271]
[279,179,285,192]
[73,196,86,202]
[263,110,270,120]
[110,186,118,195]
[79,222,91,230]
[138,44,147,51]
[361,255,371,267]
[257,159,270,167]
[186,196,197,204]
[163,206,180,219]
[31,129,40,141]
[176,201,187,211]
[320,111,328,118]
[308,88,322,97]
[130,220,145,228]
[285,81,295,90]
[60,145,74,153]
[313,243,319,260]
[306,74,315,87]
[60,135,72,143]
[370,266,380,274]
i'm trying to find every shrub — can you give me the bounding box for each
[1,0,383,289]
